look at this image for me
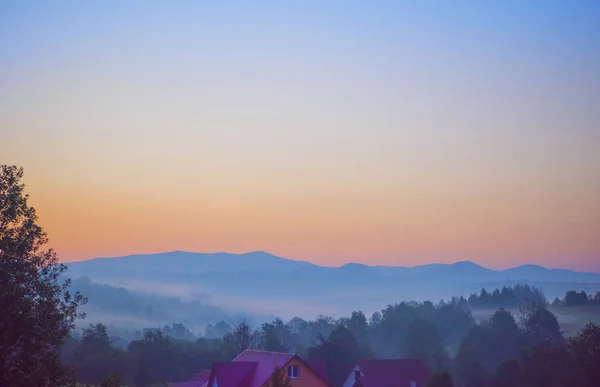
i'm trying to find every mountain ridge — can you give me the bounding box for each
[68,250,599,275]
[65,251,600,317]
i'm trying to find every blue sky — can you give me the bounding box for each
[1,1,599,270]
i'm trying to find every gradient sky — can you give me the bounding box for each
[1,1,599,270]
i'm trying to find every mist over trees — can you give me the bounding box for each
[58,283,600,386]
[69,276,254,339]
[70,279,599,344]
[59,293,600,387]
[62,271,600,386]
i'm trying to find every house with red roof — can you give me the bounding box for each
[341,359,429,387]
[201,349,331,387]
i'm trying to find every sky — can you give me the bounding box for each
[1,1,599,271]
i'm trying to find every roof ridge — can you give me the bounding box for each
[214,360,258,364]
[358,358,420,362]
[233,348,294,360]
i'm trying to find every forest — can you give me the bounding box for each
[60,285,600,387]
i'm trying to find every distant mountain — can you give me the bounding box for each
[67,250,599,280]
[68,251,316,275]
[66,251,600,318]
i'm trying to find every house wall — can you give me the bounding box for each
[261,357,329,387]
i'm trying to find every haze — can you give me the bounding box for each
[1,1,599,271]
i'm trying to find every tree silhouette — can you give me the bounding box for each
[405,318,449,371]
[427,370,454,387]
[519,301,564,346]
[233,318,252,352]
[100,372,122,387]
[132,360,152,387]
[0,165,86,386]
[260,321,286,352]
[308,325,370,387]
[564,290,589,307]
[346,310,368,345]
[568,321,600,387]
[492,360,522,387]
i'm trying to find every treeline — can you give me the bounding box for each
[309,303,600,387]
[465,285,600,309]
[61,287,600,387]
[551,290,600,307]
[72,281,595,347]
[466,284,546,309]
[96,285,550,345]
[63,298,475,385]
[61,326,231,386]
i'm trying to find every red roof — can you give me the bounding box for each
[209,361,257,387]
[168,369,210,387]
[233,349,294,387]
[353,359,429,387]
[202,349,332,387]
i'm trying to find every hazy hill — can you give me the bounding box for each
[67,251,600,318]
[68,276,269,335]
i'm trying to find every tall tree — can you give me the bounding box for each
[71,323,131,385]
[488,309,526,365]
[79,323,112,353]
[127,330,185,384]
[456,326,490,387]
[233,318,252,352]
[260,322,286,352]
[0,165,86,386]
[405,318,449,372]
[308,325,368,387]
[272,317,292,351]
[520,343,571,387]
[346,311,368,345]
[568,322,600,387]
[518,300,564,347]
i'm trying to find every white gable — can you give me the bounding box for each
[342,364,363,387]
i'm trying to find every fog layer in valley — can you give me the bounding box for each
[67,251,600,339]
